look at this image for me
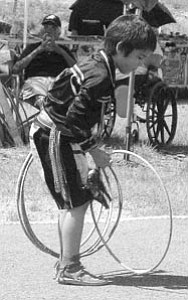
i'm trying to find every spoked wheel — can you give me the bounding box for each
[146,81,177,146]
[93,149,173,275]
[16,152,123,260]
[100,98,116,138]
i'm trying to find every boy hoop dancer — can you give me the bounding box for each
[30,15,156,285]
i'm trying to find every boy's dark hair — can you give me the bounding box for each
[104,14,157,56]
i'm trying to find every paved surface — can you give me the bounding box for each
[0,217,188,300]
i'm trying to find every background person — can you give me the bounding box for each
[12,14,75,109]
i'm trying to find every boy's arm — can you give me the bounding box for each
[65,90,95,147]
[65,57,113,138]
[65,83,111,152]
[66,89,111,168]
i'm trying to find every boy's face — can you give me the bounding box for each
[114,49,153,75]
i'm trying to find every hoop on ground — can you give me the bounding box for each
[16,152,123,259]
[16,149,172,275]
[80,165,123,257]
[16,152,59,257]
[91,149,173,275]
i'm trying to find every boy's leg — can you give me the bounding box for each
[58,202,88,265]
[58,209,67,262]
[31,128,109,285]
[60,202,88,264]
[56,202,109,286]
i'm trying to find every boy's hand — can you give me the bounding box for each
[89,147,111,168]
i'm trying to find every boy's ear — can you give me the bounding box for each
[116,41,122,54]
[116,42,128,56]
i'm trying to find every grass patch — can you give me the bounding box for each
[1,108,188,224]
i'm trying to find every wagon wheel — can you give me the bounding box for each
[100,98,116,138]
[146,81,177,146]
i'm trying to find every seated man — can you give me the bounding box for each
[12,14,75,109]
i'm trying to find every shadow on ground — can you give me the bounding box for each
[159,144,188,156]
[103,270,188,290]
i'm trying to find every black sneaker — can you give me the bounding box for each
[56,264,109,286]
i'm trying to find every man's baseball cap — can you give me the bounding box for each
[41,14,61,27]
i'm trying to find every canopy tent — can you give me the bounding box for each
[12,0,177,44]
[69,0,160,24]
[142,2,176,28]
[69,0,175,35]
[6,0,178,45]
[69,0,124,35]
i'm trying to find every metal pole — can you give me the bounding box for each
[23,0,29,49]
[123,4,136,160]
[124,71,135,160]
[13,0,18,15]
[123,6,141,160]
